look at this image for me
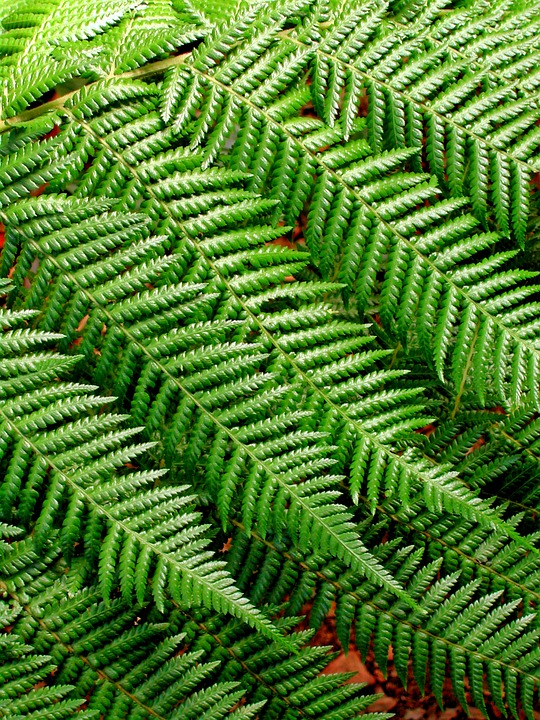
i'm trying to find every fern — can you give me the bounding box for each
[0,530,388,720]
[0,279,278,640]
[4,159,529,581]
[227,524,540,720]
[0,0,204,120]
[2,0,540,717]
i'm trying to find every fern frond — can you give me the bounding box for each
[1,541,386,720]
[3,60,536,564]
[287,134,540,412]
[144,0,540,241]
[6,159,532,594]
[305,0,540,241]
[0,634,92,719]
[0,284,280,641]
[2,2,540,715]
[2,193,420,602]
[228,523,540,719]
[88,7,540,409]
[0,0,145,118]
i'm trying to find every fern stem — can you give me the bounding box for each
[451,320,481,419]
[0,52,192,134]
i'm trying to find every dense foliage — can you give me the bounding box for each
[1,0,540,717]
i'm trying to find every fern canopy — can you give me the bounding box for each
[1,0,540,718]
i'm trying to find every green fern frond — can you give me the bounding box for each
[2,1,540,716]
[0,527,92,719]
[227,523,540,719]
[0,633,93,719]
[88,5,540,409]
[262,129,540,411]
[0,0,143,118]
[1,541,387,720]
[144,0,540,241]
[0,80,533,542]
[0,284,280,641]
[2,190,421,602]
[306,0,540,242]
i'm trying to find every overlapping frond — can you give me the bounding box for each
[0,0,141,118]
[150,0,540,243]
[0,525,90,719]
[375,490,540,607]
[305,0,540,242]
[109,3,540,410]
[0,0,209,125]
[4,120,531,592]
[1,1,540,717]
[301,139,540,411]
[0,626,92,719]
[1,186,427,602]
[0,280,278,639]
[58,0,204,79]
[228,524,540,719]
[1,538,387,720]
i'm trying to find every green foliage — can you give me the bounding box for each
[228,525,540,719]
[1,0,540,718]
[0,527,381,720]
[0,279,280,643]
